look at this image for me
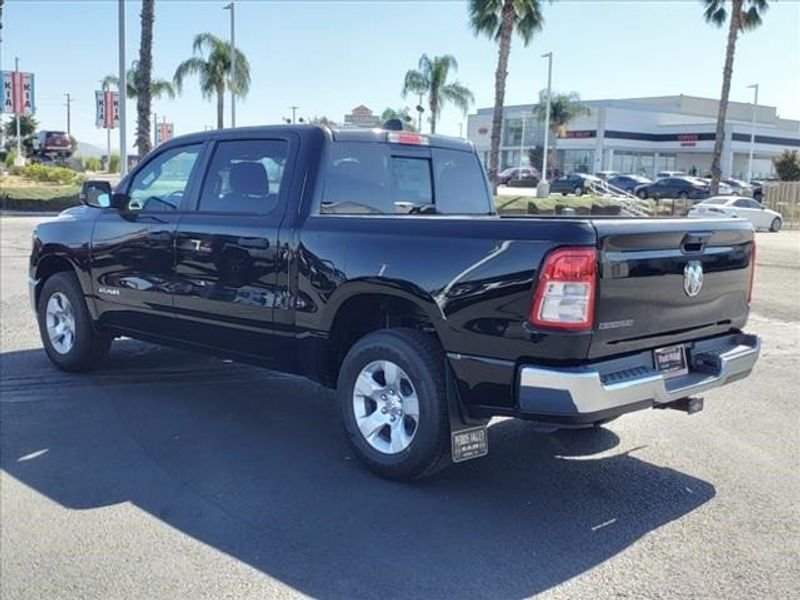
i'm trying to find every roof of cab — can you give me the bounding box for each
[158,123,474,152]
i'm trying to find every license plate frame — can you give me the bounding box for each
[451,425,489,463]
[654,344,689,378]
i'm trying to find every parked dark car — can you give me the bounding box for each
[30,125,759,480]
[498,166,539,186]
[634,176,710,200]
[32,130,73,158]
[548,173,601,196]
[607,174,653,193]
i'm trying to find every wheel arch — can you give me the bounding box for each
[33,251,96,318]
[321,281,448,386]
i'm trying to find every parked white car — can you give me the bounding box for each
[688,196,783,232]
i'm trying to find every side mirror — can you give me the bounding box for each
[79,180,112,208]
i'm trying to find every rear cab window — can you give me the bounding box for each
[319,141,492,215]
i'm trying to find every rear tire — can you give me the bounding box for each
[338,328,451,480]
[770,217,782,232]
[37,272,112,372]
[573,185,583,196]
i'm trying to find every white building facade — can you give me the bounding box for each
[467,95,800,179]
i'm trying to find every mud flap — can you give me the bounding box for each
[445,361,489,463]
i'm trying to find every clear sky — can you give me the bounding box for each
[3,0,799,152]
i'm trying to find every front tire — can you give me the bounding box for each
[37,272,112,372]
[770,217,782,232]
[338,328,451,480]
[637,189,648,199]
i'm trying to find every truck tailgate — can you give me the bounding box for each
[590,218,754,359]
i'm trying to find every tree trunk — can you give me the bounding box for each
[216,85,225,129]
[135,0,155,157]
[488,0,515,191]
[429,97,437,134]
[710,0,743,195]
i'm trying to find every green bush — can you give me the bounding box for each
[109,154,120,173]
[4,148,16,169]
[773,149,800,182]
[19,164,80,185]
[85,157,102,172]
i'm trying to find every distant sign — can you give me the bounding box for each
[1,71,36,116]
[95,90,119,129]
[678,134,699,142]
[562,130,594,139]
[478,126,488,135]
[156,122,174,144]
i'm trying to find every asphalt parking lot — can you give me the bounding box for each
[1,215,798,600]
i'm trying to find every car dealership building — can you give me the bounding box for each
[467,95,800,180]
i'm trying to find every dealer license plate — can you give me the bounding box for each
[451,426,489,463]
[654,344,688,378]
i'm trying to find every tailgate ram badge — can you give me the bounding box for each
[683,261,704,297]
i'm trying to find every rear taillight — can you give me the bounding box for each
[530,247,597,331]
[748,240,756,305]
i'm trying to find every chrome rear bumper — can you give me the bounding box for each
[518,332,760,422]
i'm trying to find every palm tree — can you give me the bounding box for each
[470,0,547,187]
[136,0,155,156]
[533,90,590,171]
[102,61,175,101]
[703,0,769,193]
[401,54,473,134]
[173,33,250,130]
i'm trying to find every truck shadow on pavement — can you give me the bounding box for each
[1,340,716,599]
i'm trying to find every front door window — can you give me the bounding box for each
[128,145,202,211]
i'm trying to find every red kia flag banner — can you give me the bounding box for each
[95,90,119,129]
[157,122,174,144]
[1,71,36,116]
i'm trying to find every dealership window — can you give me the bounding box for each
[501,150,521,170]
[656,154,677,174]
[503,117,538,147]
[612,151,659,177]
[503,118,523,146]
[561,150,594,174]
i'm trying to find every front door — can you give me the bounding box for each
[91,143,205,335]
[171,136,296,365]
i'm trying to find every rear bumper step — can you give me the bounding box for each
[517,332,759,424]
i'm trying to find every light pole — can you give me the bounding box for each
[13,56,23,166]
[118,0,127,176]
[537,52,553,198]
[746,83,759,182]
[289,105,299,124]
[223,2,236,128]
[64,93,72,136]
[518,113,527,170]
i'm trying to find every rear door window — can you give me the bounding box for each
[198,139,288,214]
[432,148,492,214]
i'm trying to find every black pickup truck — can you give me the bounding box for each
[30,125,760,480]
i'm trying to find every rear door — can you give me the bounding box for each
[590,219,755,359]
[171,135,297,364]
